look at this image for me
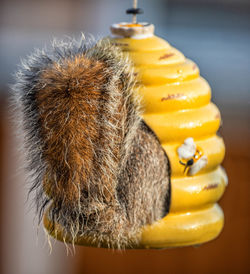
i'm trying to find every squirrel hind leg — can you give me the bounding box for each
[117,120,171,241]
[76,120,171,249]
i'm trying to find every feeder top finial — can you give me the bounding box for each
[110,1,154,38]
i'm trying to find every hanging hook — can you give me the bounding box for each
[126,0,144,24]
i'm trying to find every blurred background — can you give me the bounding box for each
[0,0,249,273]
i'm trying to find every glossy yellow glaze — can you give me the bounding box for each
[44,32,227,249]
[138,77,210,112]
[141,204,224,248]
[170,167,227,212]
[144,103,221,142]
[113,34,227,248]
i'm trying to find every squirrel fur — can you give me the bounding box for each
[13,36,171,249]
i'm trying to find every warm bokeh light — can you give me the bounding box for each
[0,1,249,274]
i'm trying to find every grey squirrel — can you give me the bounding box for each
[13,36,171,249]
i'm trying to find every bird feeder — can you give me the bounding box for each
[43,2,227,249]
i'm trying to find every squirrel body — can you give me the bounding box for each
[13,36,171,248]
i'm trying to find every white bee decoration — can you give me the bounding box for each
[177,137,208,176]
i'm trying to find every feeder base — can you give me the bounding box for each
[43,203,223,249]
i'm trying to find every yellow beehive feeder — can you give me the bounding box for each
[43,22,227,249]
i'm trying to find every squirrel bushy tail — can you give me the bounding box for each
[13,36,170,248]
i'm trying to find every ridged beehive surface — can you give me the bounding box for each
[113,35,227,248]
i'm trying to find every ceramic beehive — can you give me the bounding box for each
[110,23,227,248]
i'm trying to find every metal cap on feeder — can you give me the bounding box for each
[110,0,154,38]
